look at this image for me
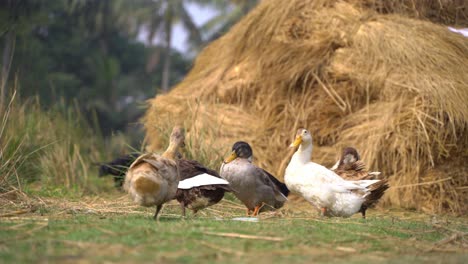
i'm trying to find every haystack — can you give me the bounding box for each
[356,0,467,26]
[144,0,468,215]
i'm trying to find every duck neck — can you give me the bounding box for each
[294,142,313,164]
[162,143,179,159]
[286,142,313,180]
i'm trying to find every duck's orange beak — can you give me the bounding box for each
[289,135,303,148]
[224,151,238,163]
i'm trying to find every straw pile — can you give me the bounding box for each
[144,0,468,215]
[356,0,467,26]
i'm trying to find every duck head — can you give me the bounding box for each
[339,147,360,166]
[162,126,185,159]
[224,141,253,163]
[170,126,186,148]
[289,128,312,149]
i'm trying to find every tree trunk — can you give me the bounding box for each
[161,6,173,92]
[1,30,16,111]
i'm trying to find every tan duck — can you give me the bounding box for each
[124,126,185,220]
[331,147,389,218]
[96,149,231,217]
[220,141,289,216]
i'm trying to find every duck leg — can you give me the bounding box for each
[153,205,163,220]
[252,205,261,216]
[320,207,327,217]
[359,205,367,219]
[180,202,186,217]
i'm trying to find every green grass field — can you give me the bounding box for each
[1,192,466,264]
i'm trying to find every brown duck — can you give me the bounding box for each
[175,159,232,216]
[332,147,389,218]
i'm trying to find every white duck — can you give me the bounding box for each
[284,128,382,217]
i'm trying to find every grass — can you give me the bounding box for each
[1,194,467,264]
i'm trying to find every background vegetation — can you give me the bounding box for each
[0,0,258,195]
[0,0,258,134]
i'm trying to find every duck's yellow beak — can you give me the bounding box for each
[290,135,303,148]
[224,151,238,163]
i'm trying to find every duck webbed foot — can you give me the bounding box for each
[252,206,260,216]
[252,203,265,216]
[246,208,252,216]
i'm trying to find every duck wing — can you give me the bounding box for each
[178,174,230,189]
[362,179,389,208]
[334,160,381,181]
[302,162,372,192]
[178,159,220,180]
[177,159,233,192]
[128,153,177,177]
[348,180,381,188]
[261,169,290,197]
[255,167,288,201]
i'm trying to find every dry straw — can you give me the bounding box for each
[353,0,467,26]
[144,0,468,215]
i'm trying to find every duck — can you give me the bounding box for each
[100,150,232,217]
[175,159,232,216]
[220,141,289,216]
[124,126,185,220]
[331,147,389,218]
[95,151,185,190]
[330,147,382,181]
[284,128,387,218]
[95,152,140,188]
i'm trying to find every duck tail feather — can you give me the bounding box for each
[363,179,389,208]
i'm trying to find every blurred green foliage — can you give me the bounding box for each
[1,0,191,138]
[0,0,259,194]
[0,0,259,139]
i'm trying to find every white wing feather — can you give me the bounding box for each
[349,180,380,188]
[178,173,230,189]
